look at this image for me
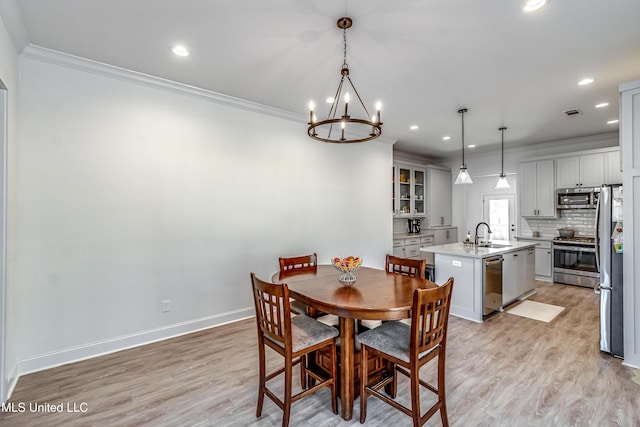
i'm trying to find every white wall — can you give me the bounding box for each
[0,12,19,402]
[15,51,393,373]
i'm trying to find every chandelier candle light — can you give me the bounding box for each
[454,108,473,184]
[496,126,511,189]
[308,17,382,143]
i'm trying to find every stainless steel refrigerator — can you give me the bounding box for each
[597,184,623,357]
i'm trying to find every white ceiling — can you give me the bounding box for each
[7,0,640,159]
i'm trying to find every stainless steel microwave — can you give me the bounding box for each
[556,187,600,209]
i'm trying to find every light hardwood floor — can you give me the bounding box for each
[2,281,639,426]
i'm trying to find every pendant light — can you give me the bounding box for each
[455,108,473,184]
[495,126,511,189]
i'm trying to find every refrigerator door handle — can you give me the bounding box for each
[595,189,601,270]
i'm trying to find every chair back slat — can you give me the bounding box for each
[385,254,426,278]
[411,278,454,357]
[279,253,318,279]
[251,273,292,349]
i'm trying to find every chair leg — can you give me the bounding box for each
[410,362,421,427]
[283,357,293,427]
[330,343,338,415]
[384,360,397,398]
[359,345,368,424]
[256,342,266,417]
[438,353,449,427]
[300,354,307,389]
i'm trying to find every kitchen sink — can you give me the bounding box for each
[476,243,512,248]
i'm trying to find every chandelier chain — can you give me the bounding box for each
[342,20,348,68]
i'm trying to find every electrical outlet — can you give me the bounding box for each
[161,300,170,313]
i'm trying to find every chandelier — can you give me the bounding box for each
[308,17,382,143]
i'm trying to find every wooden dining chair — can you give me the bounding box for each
[278,253,318,316]
[385,254,427,278]
[251,273,339,427]
[358,277,454,427]
[278,253,338,327]
[360,254,428,330]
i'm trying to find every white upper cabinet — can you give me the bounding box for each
[393,163,425,217]
[604,150,623,184]
[580,154,605,187]
[556,152,610,188]
[555,157,580,188]
[426,167,452,226]
[519,159,556,218]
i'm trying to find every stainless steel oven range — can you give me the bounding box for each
[552,236,599,288]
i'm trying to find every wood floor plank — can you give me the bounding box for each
[1,281,639,426]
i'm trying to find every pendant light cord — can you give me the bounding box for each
[499,126,507,176]
[501,128,504,174]
[458,108,467,167]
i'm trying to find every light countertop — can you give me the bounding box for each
[516,235,554,242]
[393,233,434,239]
[420,240,537,259]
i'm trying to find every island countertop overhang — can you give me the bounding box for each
[420,240,537,259]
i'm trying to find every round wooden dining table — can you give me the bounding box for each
[271,265,437,421]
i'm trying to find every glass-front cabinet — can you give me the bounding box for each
[393,163,425,217]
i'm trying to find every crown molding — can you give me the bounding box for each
[0,0,29,52]
[21,45,305,122]
[21,45,398,146]
[435,131,619,163]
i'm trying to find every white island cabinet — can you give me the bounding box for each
[421,241,537,323]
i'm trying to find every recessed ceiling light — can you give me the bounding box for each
[607,119,619,125]
[410,125,419,130]
[595,102,609,108]
[442,136,451,141]
[171,45,190,57]
[468,145,476,148]
[326,97,334,103]
[523,0,547,12]
[578,78,594,86]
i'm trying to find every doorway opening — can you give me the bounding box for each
[483,194,515,241]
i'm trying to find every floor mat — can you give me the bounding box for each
[506,300,564,322]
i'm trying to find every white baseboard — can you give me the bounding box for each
[17,307,254,377]
[2,363,18,403]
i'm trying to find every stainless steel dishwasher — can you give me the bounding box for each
[483,255,504,316]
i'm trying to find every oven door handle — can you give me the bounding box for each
[553,245,596,253]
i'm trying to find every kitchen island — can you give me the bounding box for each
[421,241,537,323]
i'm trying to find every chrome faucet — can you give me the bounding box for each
[475,222,493,245]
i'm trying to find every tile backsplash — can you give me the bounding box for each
[521,209,596,238]
[393,218,413,234]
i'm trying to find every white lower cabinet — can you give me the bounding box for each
[393,236,430,259]
[534,246,552,278]
[419,236,434,262]
[404,237,421,259]
[393,239,404,257]
[523,247,536,294]
[502,252,520,305]
[502,248,535,306]
[518,238,552,281]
